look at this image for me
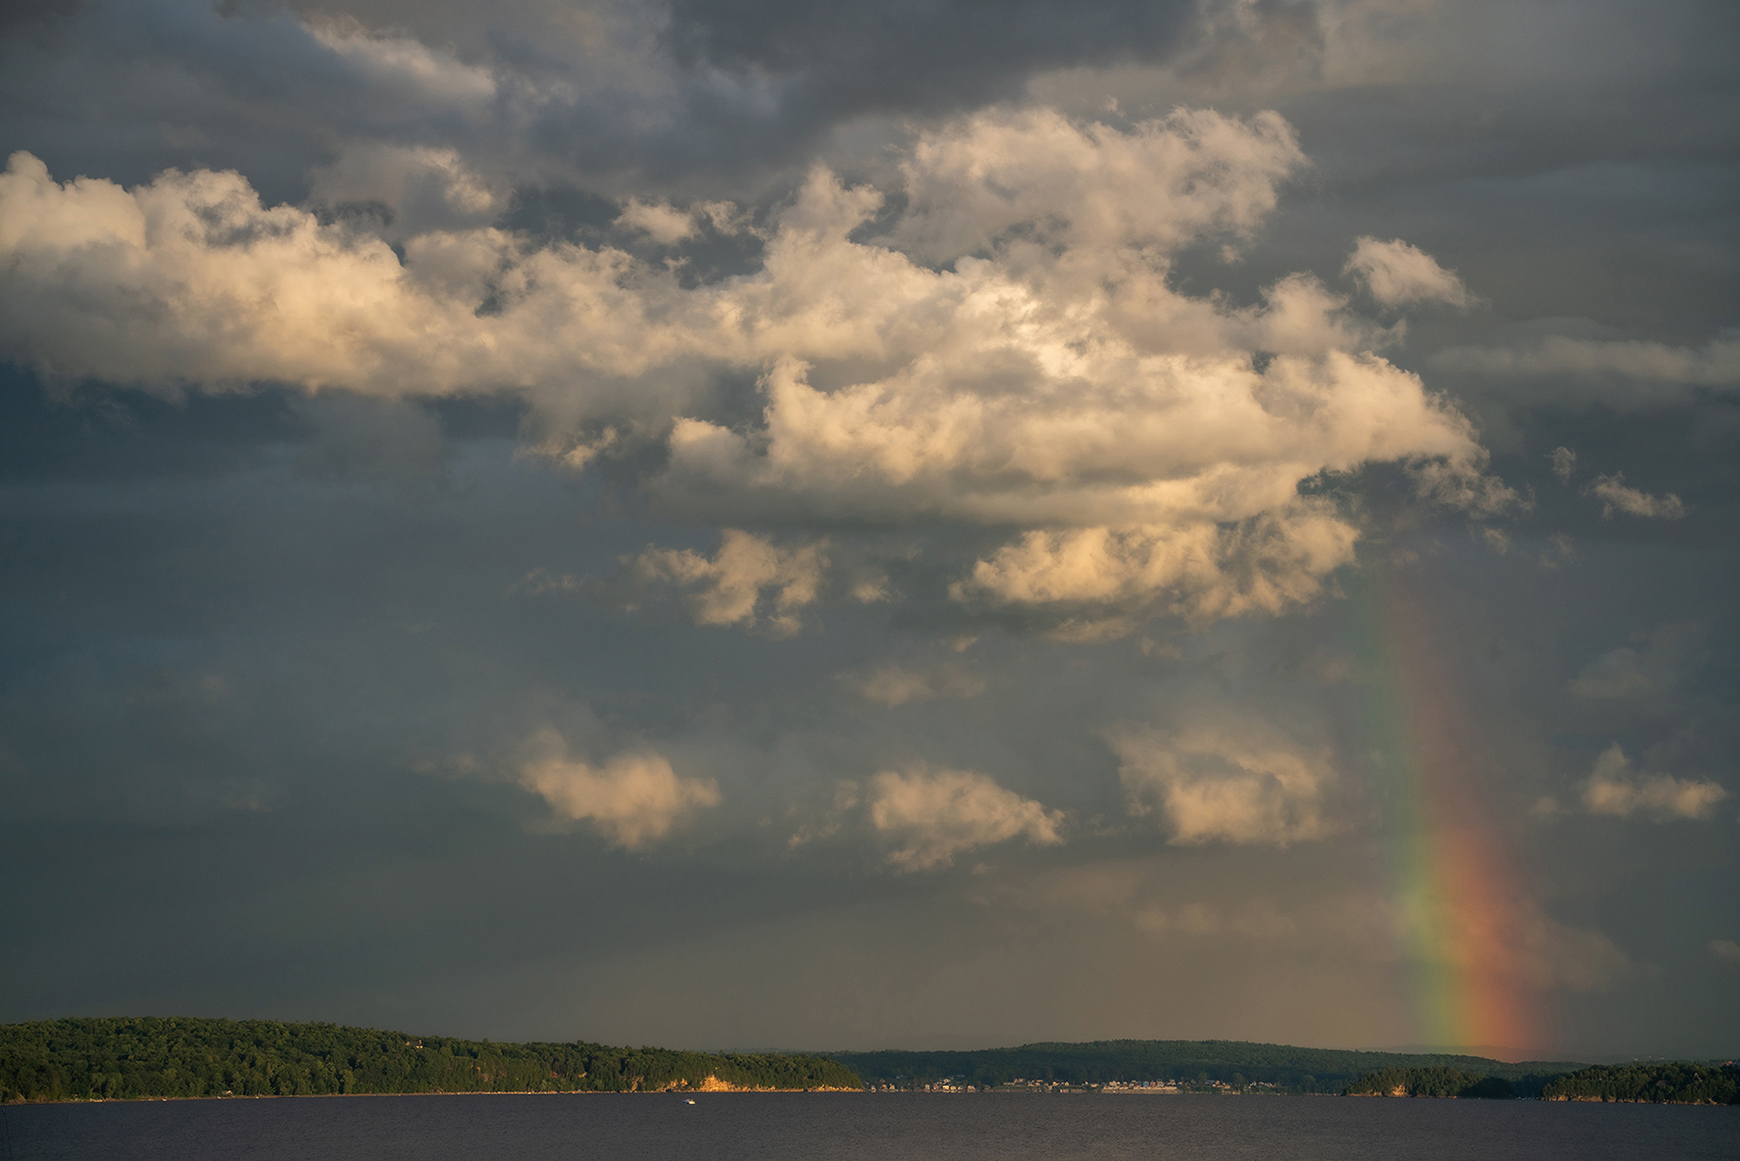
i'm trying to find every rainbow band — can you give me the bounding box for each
[1352,565,1540,1052]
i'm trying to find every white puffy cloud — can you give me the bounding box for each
[951,503,1360,631]
[890,107,1304,261]
[520,740,721,849]
[0,106,1512,632]
[868,766,1063,870]
[648,113,1503,627]
[615,198,702,244]
[1548,446,1577,482]
[1583,472,1686,520]
[1343,236,1473,308]
[0,150,711,399]
[1112,725,1335,845]
[846,663,985,707]
[615,530,827,635]
[1583,744,1727,821]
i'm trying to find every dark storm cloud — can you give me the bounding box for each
[0,0,502,205]
[662,0,1197,123]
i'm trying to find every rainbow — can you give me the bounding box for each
[1347,563,1544,1055]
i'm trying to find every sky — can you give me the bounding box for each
[1,0,1736,1061]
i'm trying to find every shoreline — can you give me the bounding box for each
[7,1088,866,1105]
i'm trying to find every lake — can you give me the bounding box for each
[5,1093,1736,1160]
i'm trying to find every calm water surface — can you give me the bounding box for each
[6,1093,1737,1161]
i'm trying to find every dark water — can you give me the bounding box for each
[5,1093,1736,1161]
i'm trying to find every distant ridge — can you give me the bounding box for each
[1362,1045,1550,1063]
[827,1038,1588,1096]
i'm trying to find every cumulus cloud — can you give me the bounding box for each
[1344,236,1474,308]
[951,505,1361,631]
[520,736,721,849]
[1712,939,1740,964]
[868,766,1063,870]
[890,107,1303,260]
[846,663,985,707]
[1582,472,1685,520]
[1548,446,1576,482]
[614,530,827,635]
[0,151,672,397]
[0,107,1512,633]
[1582,744,1727,821]
[655,114,1500,627]
[1111,725,1335,845]
[308,144,504,232]
[615,198,703,244]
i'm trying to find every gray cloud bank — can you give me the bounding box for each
[1,0,1737,1060]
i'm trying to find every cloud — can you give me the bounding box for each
[663,0,1198,127]
[1569,623,1703,701]
[1501,905,1632,994]
[1431,333,1740,389]
[1135,900,1298,940]
[1344,236,1474,308]
[1111,725,1335,845]
[1711,939,1740,964]
[651,113,1502,627]
[1,108,1512,633]
[308,144,505,233]
[951,504,1361,630]
[1538,531,1575,571]
[615,198,703,244]
[890,106,1303,260]
[868,766,1063,871]
[304,17,499,110]
[1582,744,1727,821]
[614,530,827,635]
[846,663,985,707]
[520,735,721,849]
[1582,472,1685,520]
[0,149,738,403]
[1570,648,1656,701]
[1548,446,1576,482]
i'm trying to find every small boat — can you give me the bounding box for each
[683,1098,696,1105]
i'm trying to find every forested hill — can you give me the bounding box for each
[1541,1062,1739,1104]
[828,1040,1586,1095]
[0,1018,862,1102]
[1344,1066,1521,1098]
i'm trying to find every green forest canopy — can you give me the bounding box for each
[1540,1062,1739,1105]
[0,1017,862,1102]
[1343,1067,1518,1098]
